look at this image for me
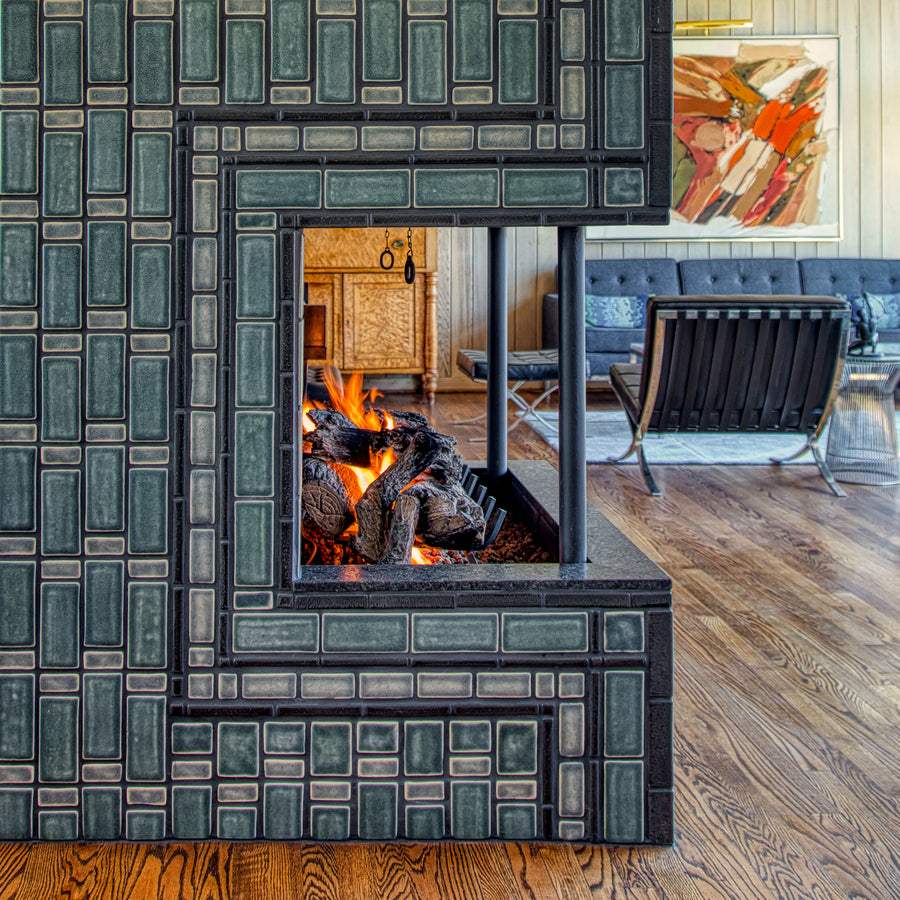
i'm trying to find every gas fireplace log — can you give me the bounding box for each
[380,409,430,428]
[304,408,386,467]
[301,456,356,537]
[379,492,420,563]
[405,480,486,549]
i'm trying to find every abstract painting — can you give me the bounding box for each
[589,36,841,241]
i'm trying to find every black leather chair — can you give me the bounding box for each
[608,295,852,496]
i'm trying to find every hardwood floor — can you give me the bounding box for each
[4,391,898,900]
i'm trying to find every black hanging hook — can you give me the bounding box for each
[404,227,416,284]
[380,228,394,270]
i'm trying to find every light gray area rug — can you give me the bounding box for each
[525,410,900,465]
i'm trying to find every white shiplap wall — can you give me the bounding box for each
[437,0,900,388]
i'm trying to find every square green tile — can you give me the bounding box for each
[39,812,78,840]
[264,721,305,754]
[172,722,214,755]
[449,721,491,753]
[357,722,398,754]
[405,805,443,840]
[218,722,260,777]
[218,807,257,840]
[604,611,645,652]
[126,810,165,840]
[310,806,349,840]
[496,804,536,839]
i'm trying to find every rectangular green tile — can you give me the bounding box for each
[605,65,644,148]
[172,723,213,754]
[310,807,350,841]
[411,613,496,652]
[217,807,256,840]
[478,124,531,149]
[604,670,644,757]
[233,500,273,586]
[128,469,168,555]
[271,0,309,81]
[357,722,397,754]
[84,561,124,646]
[88,0,127,82]
[236,234,276,318]
[173,787,212,839]
[234,411,274,496]
[180,0,218,82]
[404,722,443,776]
[502,169,589,208]
[0,448,35,532]
[359,783,397,839]
[235,212,277,230]
[218,722,259,777]
[41,357,80,442]
[86,334,125,419]
[560,65,585,119]
[126,810,165,840]
[453,0,491,81]
[232,613,319,652]
[132,245,172,329]
[43,22,82,105]
[0,335,35,419]
[449,720,490,752]
[604,760,644,842]
[87,222,126,306]
[265,721,305,754]
[134,21,173,105]
[0,0,38,82]
[497,721,537,774]
[41,244,81,329]
[606,0,643,60]
[82,788,121,840]
[414,169,498,208]
[125,696,165,782]
[38,812,77,841]
[0,111,37,194]
[0,676,33,759]
[264,784,303,839]
[363,0,401,80]
[127,582,167,668]
[360,126,415,150]
[235,170,322,208]
[0,564,34,647]
[499,20,537,103]
[0,223,36,307]
[235,323,275,406]
[316,20,355,103]
[83,674,121,759]
[324,170,410,208]
[496,804,536,839]
[85,447,124,532]
[39,583,79,668]
[133,133,172,217]
[604,611,645,652]
[451,781,490,839]
[560,8,585,61]
[39,696,78,782]
[130,356,170,441]
[43,132,82,216]
[87,110,127,194]
[501,612,589,652]
[310,722,351,776]
[408,21,446,104]
[604,167,644,206]
[405,805,443,840]
[322,613,408,653]
[41,470,80,556]
[226,20,265,103]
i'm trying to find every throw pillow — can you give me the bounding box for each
[584,294,650,329]
[864,292,900,328]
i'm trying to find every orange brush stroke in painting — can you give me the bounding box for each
[769,103,819,155]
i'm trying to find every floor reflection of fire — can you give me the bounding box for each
[301,369,502,565]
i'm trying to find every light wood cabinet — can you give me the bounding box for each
[302,227,439,399]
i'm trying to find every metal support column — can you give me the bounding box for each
[557,226,587,563]
[292,227,305,581]
[487,226,508,479]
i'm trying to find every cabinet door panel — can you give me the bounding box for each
[303,276,337,363]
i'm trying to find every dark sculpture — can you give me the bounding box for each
[848,294,885,355]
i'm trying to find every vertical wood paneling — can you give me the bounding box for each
[881,0,900,256]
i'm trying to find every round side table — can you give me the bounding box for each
[825,356,900,485]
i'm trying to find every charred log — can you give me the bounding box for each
[405,480,486,549]
[379,492,420,564]
[304,408,385,467]
[301,456,356,537]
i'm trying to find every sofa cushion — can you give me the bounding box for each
[585,325,645,354]
[583,258,681,296]
[679,258,802,294]
[585,294,648,328]
[799,258,900,296]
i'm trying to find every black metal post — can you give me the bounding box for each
[292,227,305,581]
[487,226,508,479]
[557,226,587,563]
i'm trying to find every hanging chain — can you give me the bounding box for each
[404,227,416,284]
[380,227,394,270]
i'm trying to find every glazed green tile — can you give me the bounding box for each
[226,20,265,103]
[560,66,585,119]
[0,448,35,531]
[604,760,644,842]
[559,702,584,757]
[236,234,276,319]
[39,583,79,668]
[558,761,584,817]
[173,787,212,839]
[355,722,397,754]
[322,613,408,653]
[271,0,309,81]
[453,0,491,81]
[172,722,213,754]
[411,613,496,652]
[232,613,318,653]
[87,110,126,194]
[499,20,537,104]
[41,357,80,442]
[419,126,473,150]
[449,721,490,753]
[42,244,81,328]
[478,125,531,150]
[451,781,490,839]
[324,170,410,208]
[235,212,277,230]
[128,469,168,555]
[408,21,446,104]
[86,334,125,419]
[0,564,34,647]
[180,0,218,82]
[0,111,37,194]
[43,22,82,105]
[497,721,537,774]
[218,807,257,840]
[264,784,303,839]
[363,0,401,80]
[405,805,443,840]
[604,611,645,652]
[233,500,274,586]
[605,167,645,206]
[501,612,589,652]
[130,357,170,441]
[235,170,322,208]
[133,134,172,217]
[234,412,274,496]
[310,806,349,840]
[126,810,165,840]
[560,123,584,149]
[39,696,78,782]
[87,222,126,307]
[235,323,275,406]
[316,20,355,103]
[192,295,216,348]
[604,670,644,757]
[360,126,415,151]
[502,169,589,208]
[606,0,644,60]
[134,21,173,105]
[0,335,35,419]
[304,127,358,150]
[82,788,120,840]
[38,812,78,840]
[132,245,172,329]
[0,223,36,307]
[264,721,305,754]
[127,583,167,668]
[82,673,122,759]
[358,783,397,839]
[0,0,38,82]
[84,561,124,647]
[404,722,443,776]
[218,723,259,777]
[310,722,351,776]
[42,132,82,217]
[0,676,33,759]
[497,804,536,839]
[560,8,585,61]
[88,0,127,82]
[41,470,80,556]
[126,696,165,782]
[605,66,644,149]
